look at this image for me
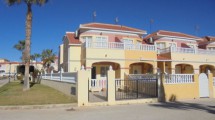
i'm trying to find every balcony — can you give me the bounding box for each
[84,41,156,51]
[158,47,215,55]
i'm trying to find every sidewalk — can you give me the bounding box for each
[0,98,214,120]
[0,78,9,87]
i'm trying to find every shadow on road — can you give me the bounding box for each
[149,100,215,114]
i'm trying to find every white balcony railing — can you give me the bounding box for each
[158,47,215,56]
[84,42,156,51]
[171,47,195,54]
[197,49,215,55]
[90,79,107,89]
[158,47,171,54]
[164,74,194,84]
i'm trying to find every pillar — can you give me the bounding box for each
[107,66,116,105]
[77,69,89,106]
[208,73,214,98]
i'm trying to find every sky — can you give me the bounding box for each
[0,0,215,62]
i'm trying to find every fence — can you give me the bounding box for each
[84,41,156,51]
[164,74,194,84]
[158,47,215,56]
[89,79,107,92]
[128,74,157,80]
[115,79,158,100]
[158,47,171,54]
[41,72,77,83]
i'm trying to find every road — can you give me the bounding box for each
[0,98,214,120]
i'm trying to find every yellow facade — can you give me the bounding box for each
[60,23,215,103]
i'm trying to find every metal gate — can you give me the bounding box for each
[199,73,209,98]
[115,78,158,100]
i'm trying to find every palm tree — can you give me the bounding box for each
[41,49,56,73]
[31,53,41,68]
[6,0,48,91]
[13,40,25,62]
[34,53,41,63]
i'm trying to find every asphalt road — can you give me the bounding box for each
[0,98,214,120]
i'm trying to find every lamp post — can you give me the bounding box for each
[9,62,11,83]
[14,65,16,81]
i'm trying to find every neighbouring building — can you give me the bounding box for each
[0,58,43,76]
[144,30,215,76]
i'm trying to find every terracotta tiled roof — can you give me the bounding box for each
[203,36,215,41]
[199,36,215,46]
[66,32,81,44]
[157,55,171,60]
[144,30,202,40]
[80,23,146,34]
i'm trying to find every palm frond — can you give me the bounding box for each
[6,0,22,6]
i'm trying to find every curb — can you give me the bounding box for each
[0,103,77,110]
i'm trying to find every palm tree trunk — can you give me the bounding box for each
[23,4,32,91]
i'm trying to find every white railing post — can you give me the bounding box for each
[60,69,62,81]
[86,40,89,48]
[50,70,53,80]
[195,48,197,54]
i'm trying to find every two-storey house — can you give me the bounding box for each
[60,23,158,80]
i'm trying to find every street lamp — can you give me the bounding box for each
[9,62,11,83]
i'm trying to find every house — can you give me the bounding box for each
[60,22,158,80]
[0,58,43,77]
[143,30,215,76]
[57,23,215,102]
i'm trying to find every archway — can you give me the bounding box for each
[129,62,153,74]
[17,65,35,75]
[91,62,120,79]
[175,64,194,74]
[199,64,215,76]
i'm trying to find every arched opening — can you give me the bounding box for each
[91,62,120,79]
[199,64,215,76]
[129,62,153,74]
[175,64,194,74]
[17,65,35,75]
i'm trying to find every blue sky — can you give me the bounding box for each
[0,0,215,61]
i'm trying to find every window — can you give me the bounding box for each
[208,47,215,51]
[136,41,142,45]
[188,44,195,49]
[169,43,177,48]
[95,36,108,48]
[95,36,108,42]
[123,39,133,49]
[81,36,92,43]
[100,66,109,77]
[156,42,166,49]
[123,39,133,44]
[169,43,177,50]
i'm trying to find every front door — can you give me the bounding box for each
[133,65,142,74]
[91,67,96,79]
[199,73,209,98]
[100,66,109,80]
